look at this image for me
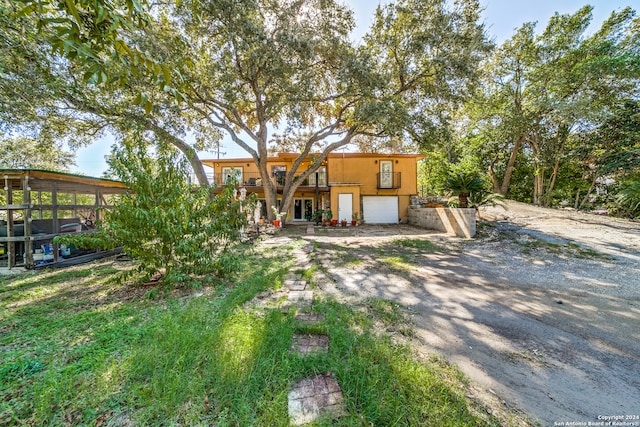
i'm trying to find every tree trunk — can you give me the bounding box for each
[459,193,469,208]
[488,159,501,194]
[259,158,278,222]
[574,189,581,209]
[578,172,598,209]
[543,155,562,207]
[126,115,212,186]
[542,131,567,207]
[530,135,544,206]
[488,137,523,196]
[168,135,210,186]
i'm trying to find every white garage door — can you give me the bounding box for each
[362,196,399,224]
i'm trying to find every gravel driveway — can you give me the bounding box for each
[298,202,640,426]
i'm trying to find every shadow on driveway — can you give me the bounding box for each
[308,224,640,426]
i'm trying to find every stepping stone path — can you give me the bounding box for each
[294,312,326,324]
[291,334,329,355]
[282,231,346,425]
[288,374,345,425]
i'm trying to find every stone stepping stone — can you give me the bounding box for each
[291,334,329,355]
[306,226,315,235]
[294,312,325,325]
[293,262,312,270]
[288,373,345,425]
[285,274,302,281]
[285,280,307,291]
[287,290,314,306]
[302,244,314,253]
[260,237,292,247]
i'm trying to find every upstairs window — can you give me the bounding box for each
[222,167,243,184]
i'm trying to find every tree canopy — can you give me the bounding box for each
[1,0,490,220]
[5,0,636,217]
[422,5,640,213]
[0,136,75,171]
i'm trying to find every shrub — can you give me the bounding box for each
[56,142,252,284]
[443,172,485,208]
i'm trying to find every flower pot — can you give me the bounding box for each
[351,220,357,226]
[331,219,338,226]
[341,220,347,227]
[273,219,281,228]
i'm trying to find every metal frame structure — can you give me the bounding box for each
[1,169,127,269]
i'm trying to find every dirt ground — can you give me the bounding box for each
[293,201,640,427]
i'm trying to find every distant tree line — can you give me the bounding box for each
[419,6,639,217]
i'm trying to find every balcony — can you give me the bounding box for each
[209,171,328,190]
[377,172,402,189]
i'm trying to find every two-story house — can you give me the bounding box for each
[201,152,425,224]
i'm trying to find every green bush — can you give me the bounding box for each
[615,181,640,218]
[56,142,252,284]
[443,172,485,208]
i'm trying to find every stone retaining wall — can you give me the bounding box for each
[408,206,476,238]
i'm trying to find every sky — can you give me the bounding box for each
[72,0,640,176]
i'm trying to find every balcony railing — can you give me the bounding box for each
[207,171,328,188]
[377,172,401,189]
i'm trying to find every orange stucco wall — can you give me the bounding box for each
[327,154,420,219]
[329,185,361,221]
[201,153,423,220]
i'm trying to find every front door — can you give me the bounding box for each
[293,199,314,221]
[338,193,353,223]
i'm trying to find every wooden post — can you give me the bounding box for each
[95,189,101,223]
[95,188,102,253]
[23,176,33,268]
[51,184,59,263]
[5,176,15,269]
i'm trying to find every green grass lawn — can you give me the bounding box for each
[1,238,515,426]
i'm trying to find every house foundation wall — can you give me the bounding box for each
[408,207,476,238]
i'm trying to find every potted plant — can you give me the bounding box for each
[341,218,347,227]
[351,212,359,226]
[271,206,284,228]
[314,209,324,226]
[326,209,337,226]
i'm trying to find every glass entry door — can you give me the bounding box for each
[379,161,393,188]
[293,199,314,221]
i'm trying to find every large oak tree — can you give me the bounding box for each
[2,0,488,221]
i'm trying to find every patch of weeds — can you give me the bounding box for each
[566,243,613,260]
[322,244,362,267]
[515,237,612,260]
[0,359,43,382]
[364,298,408,326]
[363,298,415,338]
[345,258,363,266]
[380,255,414,273]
